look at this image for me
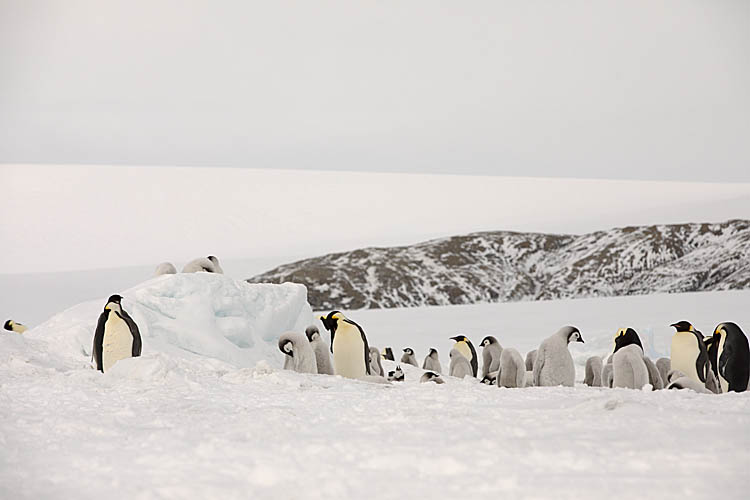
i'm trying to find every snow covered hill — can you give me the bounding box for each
[249,219,750,310]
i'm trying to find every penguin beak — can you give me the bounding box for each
[578,338,585,343]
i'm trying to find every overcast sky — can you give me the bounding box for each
[1,1,749,181]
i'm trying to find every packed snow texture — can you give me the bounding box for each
[1,289,749,499]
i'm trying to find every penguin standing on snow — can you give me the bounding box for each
[4,320,28,334]
[497,348,526,388]
[92,295,142,372]
[450,335,478,377]
[480,336,503,378]
[612,328,650,390]
[305,325,334,375]
[279,331,318,374]
[670,321,719,393]
[449,348,473,378]
[422,348,443,374]
[584,356,603,387]
[532,326,583,387]
[369,347,385,377]
[710,322,750,393]
[400,348,418,367]
[182,255,223,274]
[319,311,370,379]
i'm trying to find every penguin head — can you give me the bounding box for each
[480,336,497,347]
[104,294,123,312]
[403,348,414,355]
[278,338,294,356]
[481,375,495,385]
[670,321,695,333]
[562,326,583,344]
[207,255,219,264]
[450,335,469,344]
[4,320,13,331]
[305,325,320,342]
[713,322,731,338]
[429,347,438,357]
[613,328,642,352]
[319,311,344,334]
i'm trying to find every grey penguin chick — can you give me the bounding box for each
[643,356,664,390]
[278,331,318,374]
[601,355,614,388]
[525,349,537,371]
[388,365,405,382]
[422,348,443,374]
[498,348,526,388]
[481,371,498,385]
[656,358,671,388]
[182,255,223,274]
[524,371,534,387]
[612,328,649,390]
[420,372,445,384]
[449,348,473,379]
[305,325,334,375]
[369,347,385,377]
[584,356,603,386]
[154,262,177,276]
[400,348,418,367]
[533,326,583,387]
[667,376,713,394]
[480,336,503,378]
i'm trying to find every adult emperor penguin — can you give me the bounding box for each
[400,348,418,367]
[532,326,583,387]
[584,356,603,387]
[382,347,395,361]
[612,328,650,390]
[670,321,718,392]
[420,372,445,384]
[369,347,385,377]
[449,348,473,378]
[450,335,478,377]
[480,336,503,378]
[4,320,27,334]
[182,255,224,274]
[525,349,537,372]
[92,295,142,372]
[154,262,177,276]
[319,311,370,379]
[422,348,443,374]
[710,322,750,393]
[305,325,334,375]
[497,348,526,388]
[279,331,318,374]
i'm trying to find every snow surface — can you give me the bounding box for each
[2,287,749,499]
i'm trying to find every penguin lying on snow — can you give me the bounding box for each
[450,335,478,377]
[420,372,445,384]
[422,348,442,374]
[401,348,418,367]
[533,326,583,387]
[319,311,371,379]
[667,369,713,394]
[305,325,334,375]
[154,262,177,276]
[584,356,603,387]
[279,331,318,374]
[369,347,385,377]
[449,348,473,378]
[481,372,498,385]
[709,322,750,393]
[388,365,405,382]
[182,255,224,274]
[670,321,719,393]
[480,336,503,378]
[92,295,142,372]
[4,319,27,334]
[498,348,525,388]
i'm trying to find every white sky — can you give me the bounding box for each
[2,165,750,274]
[1,1,749,181]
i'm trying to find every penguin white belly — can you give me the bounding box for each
[717,333,729,393]
[671,333,700,382]
[333,329,366,379]
[455,342,472,363]
[102,314,133,372]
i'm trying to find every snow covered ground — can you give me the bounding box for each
[1,277,749,499]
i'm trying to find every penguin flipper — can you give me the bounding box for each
[118,310,142,357]
[92,312,107,372]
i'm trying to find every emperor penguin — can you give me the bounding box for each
[670,321,719,393]
[704,335,719,380]
[154,262,177,276]
[479,336,503,378]
[612,328,650,390]
[4,319,28,334]
[497,348,525,388]
[369,347,385,377]
[422,348,443,374]
[532,326,583,387]
[481,372,498,385]
[382,347,395,361]
[388,365,405,382]
[92,295,142,372]
[584,356,603,387]
[305,325,334,375]
[450,335,478,377]
[400,348,418,367]
[525,349,537,372]
[182,255,224,274]
[710,322,750,393]
[601,355,614,388]
[420,372,445,384]
[656,358,671,388]
[319,311,370,379]
[279,331,318,374]
[667,373,713,394]
[449,348,473,379]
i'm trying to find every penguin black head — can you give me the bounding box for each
[481,374,496,385]
[429,347,438,357]
[208,255,218,262]
[450,335,468,343]
[613,328,643,353]
[4,320,12,331]
[319,311,343,334]
[278,338,294,356]
[480,336,497,347]
[403,348,414,355]
[305,325,320,342]
[565,327,584,344]
[713,322,739,338]
[670,321,695,333]
[104,295,123,311]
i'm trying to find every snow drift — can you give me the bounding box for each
[18,273,313,370]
